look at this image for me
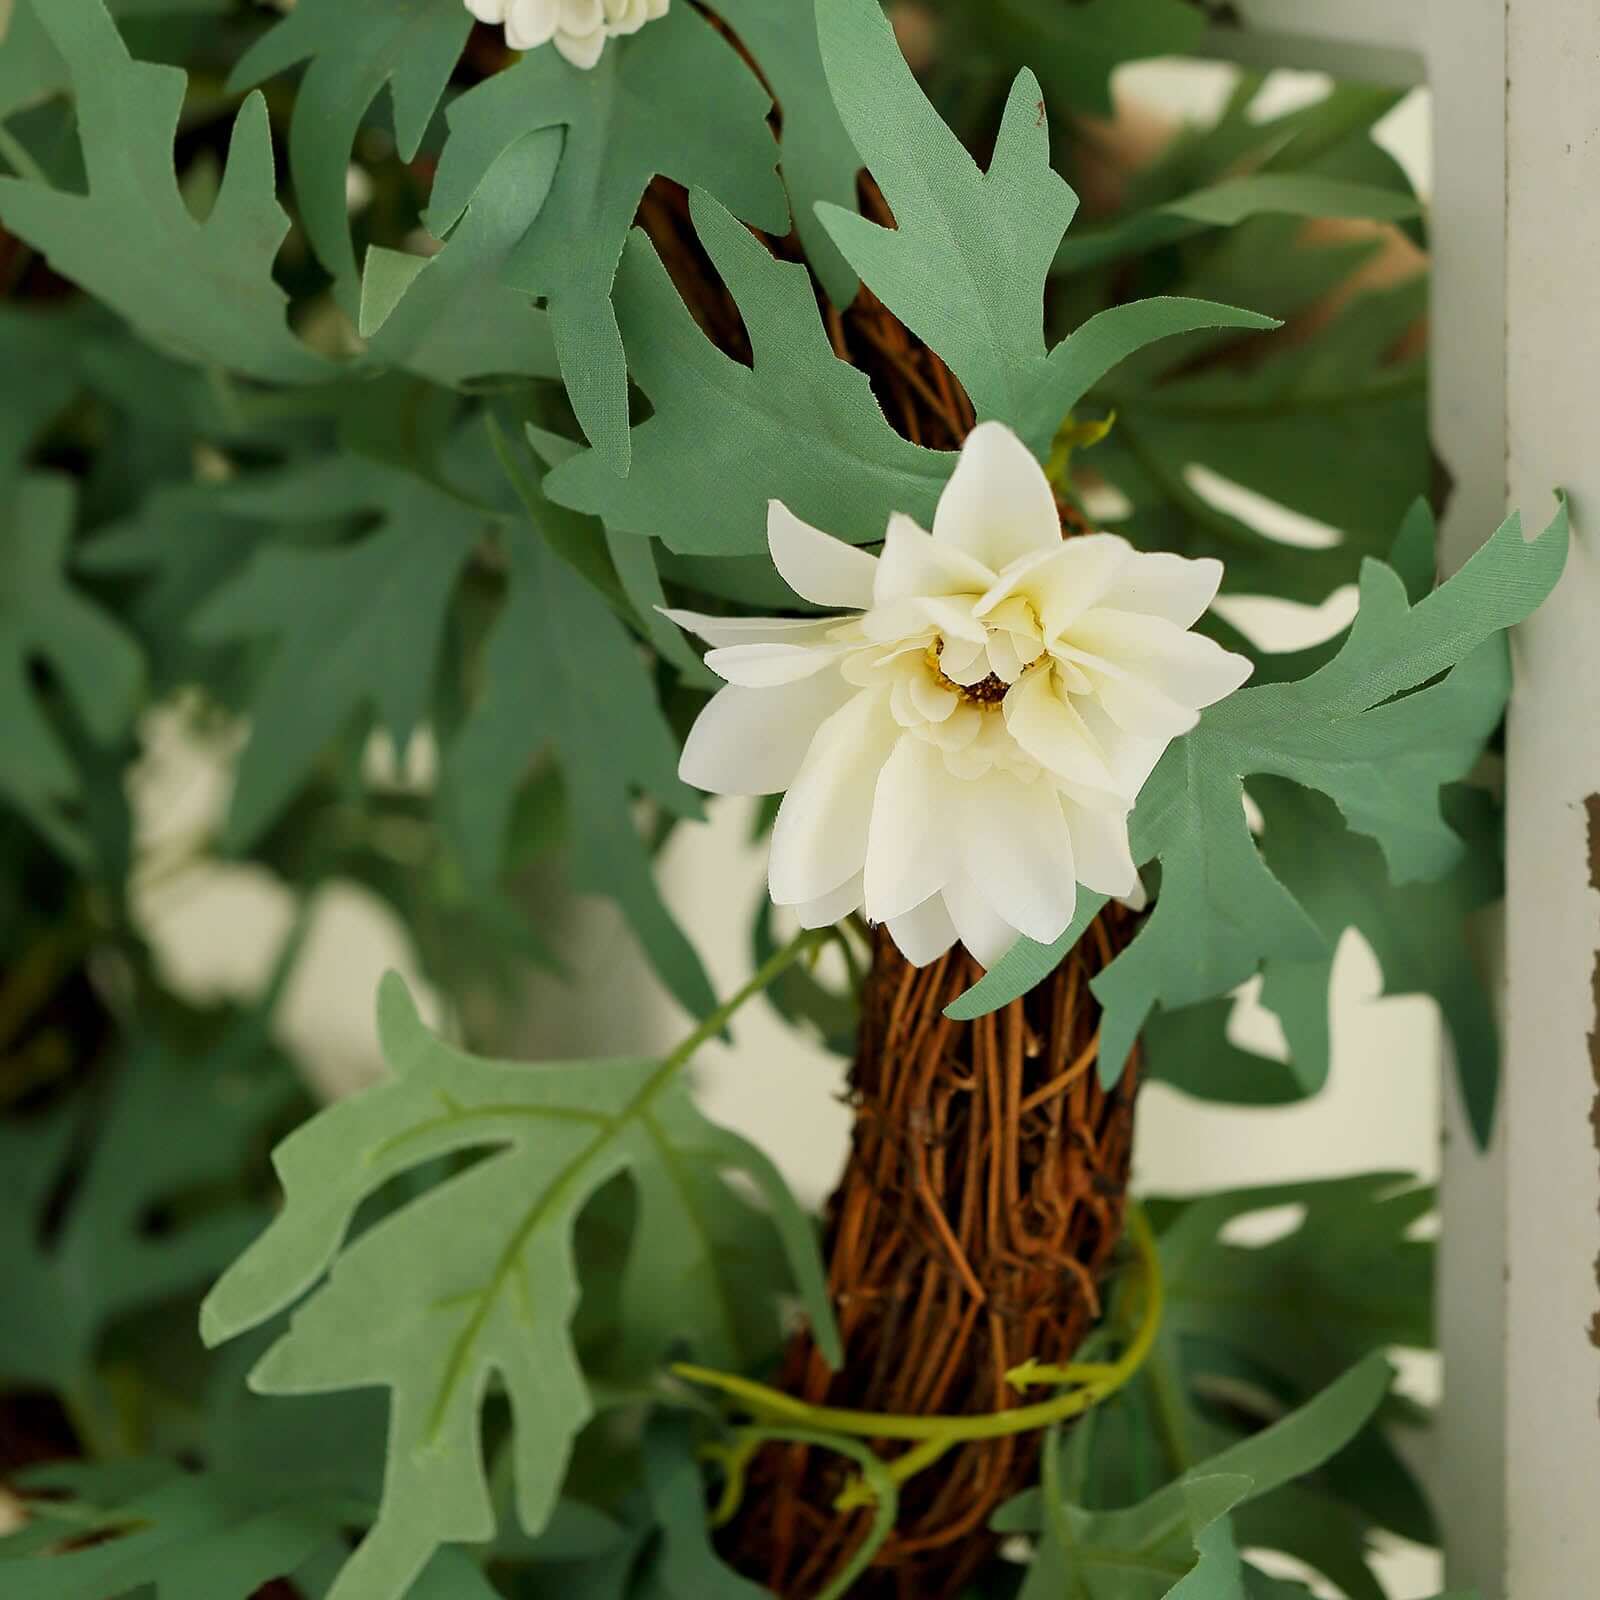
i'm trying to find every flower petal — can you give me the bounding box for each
[1069,608,1254,710]
[1003,666,1120,795]
[769,689,901,906]
[553,24,606,65]
[956,774,1077,945]
[941,873,1022,971]
[662,608,841,649]
[795,873,864,929]
[504,0,559,45]
[1100,551,1225,628]
[768,501,878,611]
[886,893,959,966]
[1057,794,1138,898]
[466,0,508,21]
[873,512,995,608]
[704,640,850,687]
[1012,534,1131,640]
[933,421,1061,571]
[680,672,853,796]
[863,738,956,921]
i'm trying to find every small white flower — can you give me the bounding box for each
[671,422,1253,970]
[464,0,667,68]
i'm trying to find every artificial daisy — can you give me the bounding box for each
[670,421,1253,970]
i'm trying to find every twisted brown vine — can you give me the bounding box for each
[634,177,1144,1597]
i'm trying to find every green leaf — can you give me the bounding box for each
[443,511,716,1021]
[1252,778,1502,1137]
[0,0,326,383]
[426,3,788,471]
[201,975,838,1600]
[996,1355,1392,1600]
[944,891,1109,1023]
[192,456,487,852]
[814,0,1276,453]
[1088,499,1566,1084]
[229,0,473,292]
[922,0,1206,119]
[0,1462,502,1600]
[0,1463,348,1599]
[641,1414,768,1599]
[0,1032,284,1392]
[0,473,143,862]
[0,0,229,119]
[711,0,861,306]
[546,188,952,556]
[1056,174,1422,275]
[1147,1173,1437,1564]
[358,128,563,386]
[1100,275,1428,604]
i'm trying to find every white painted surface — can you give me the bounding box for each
[1501,1,1600,1590]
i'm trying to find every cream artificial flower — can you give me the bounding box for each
[464,0,667,69]
[670,422,1253,970]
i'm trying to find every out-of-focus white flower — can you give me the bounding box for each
[670,422,1253,970]
[464,0,668,69]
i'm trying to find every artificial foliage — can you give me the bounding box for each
[0,0,1565,1597]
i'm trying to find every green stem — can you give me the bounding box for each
[676,1207,1164,1495]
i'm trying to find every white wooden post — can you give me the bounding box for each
[1201,4,1600,1595]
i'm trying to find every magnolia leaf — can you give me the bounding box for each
[0,1033,283,1392]
[0,473,143,862]
[358,128,562,386]
[201,975,838,1600]
[191,456,489,852]
[1089,500,1567,1081]
[712,0,860,306]
[0,0,325,383]
[814,0,1276,454]
[229,0,473,292]
[426,3,788,472]
[443,515,716,1020]
[546,189,952,556]
[1056,173,1422,275]
[995,1354,1392,1600]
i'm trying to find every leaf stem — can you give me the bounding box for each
[657,927,833,1082]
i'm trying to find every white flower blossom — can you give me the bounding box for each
[464,0,667,69]
[670,422,1254,971]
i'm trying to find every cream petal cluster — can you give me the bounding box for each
[464,0,667,69]
[672,422,1253,970]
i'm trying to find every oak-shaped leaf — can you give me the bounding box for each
[0,1031,285,1394]
[813,0,1276,456]
[425,2,788,472]
[443,510,716,1021]
[994,1353,1392,1600]
[0,1461,496,1600]
[546,189,952,557]
[200,975,838,1600]
[951,499,1567,1127]
[1091,499,1567,1085]
[192,455,488,853]
[0,0,326,384]
[0,473,143,863]
[229,0,474,294]
[712,0,861,306]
